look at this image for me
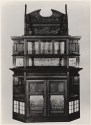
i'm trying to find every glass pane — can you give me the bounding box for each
[50,81,64,92]
[50,95,64,111]
[17,44,24,52]
[14,44,16,51]
[69,58,76,66]
[74,77,79,83]
[58,82,64,92]
[54,42,59,54]
[41,42,45,54]
[29,81,44,93]
[34,42,39,54]
[37,83,43,92]
[69,40,72,43]
[16,58,23,66]
[60,42,64,54]
[30,83,37,92]
[69,44,75,52]
[69,110,72,114]
[28,42,32,54]
[29,58,32,66]
[73,40,78,43]
[34,58,60,66]
[41,42,52,54]
[76,44,79,52]
[30,96,44,110]
[60,58,64,66]
[50,83,57,92]
[14,77,18,85]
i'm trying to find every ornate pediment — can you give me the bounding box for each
[24,6,68,35]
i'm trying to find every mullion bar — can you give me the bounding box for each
[52,40,54,54]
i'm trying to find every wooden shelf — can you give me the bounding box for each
[10,66,83,73]
[12,54,80,57]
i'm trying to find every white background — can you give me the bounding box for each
[1,1,90,124]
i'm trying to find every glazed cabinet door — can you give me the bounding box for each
[27,80,46,116]
[47,80,67,116]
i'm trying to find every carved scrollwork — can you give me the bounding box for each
[33,26,60,35]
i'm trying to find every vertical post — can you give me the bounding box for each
[24,39,27,68]
[52,40,54,54]
[66,39,69,68]
[44,80,47,116]
[67,72,69,115]
[65,4,68,22]
[24,4,27,35]
[65,4,68,35]
[24,72,30,117]
[79,74,80,115]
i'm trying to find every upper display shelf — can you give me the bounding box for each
[24,4,68,36]
[11,35,81,40]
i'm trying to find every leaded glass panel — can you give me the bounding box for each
[30,96,44,110]
[50,95,64,111]
[54,42,59,54]
[69,44,75,51]
[50,81,64,93]
[17,44,24,52]
[69,100,79,114]
[29,58,32,66]
[41,42,45,54]
[28,42,32,54]
[74,77,79,83]
[69,58,77,66]
[14,77,18,85]
[40,42,52,54]
[34,58,60,66]
[16,58,23,66]
[30,83,37,92]
[50,83,57,92]
[60,42,64,54]
[73,40,78,43]
[37,83,43,92]
[34,42,39,54]
[58,82,64,92]
[14,44,16,51]
[29,81,44,93]
[60,58,64,66]
[76,44,79,51]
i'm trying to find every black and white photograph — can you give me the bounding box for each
[1,1,90,124]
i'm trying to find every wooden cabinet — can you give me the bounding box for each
[10,4,82,122]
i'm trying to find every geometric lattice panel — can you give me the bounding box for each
[69,100,79,114]
[14,100,25,115]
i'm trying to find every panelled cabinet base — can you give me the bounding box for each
[13,112,80,122]
[10,4,82,123]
